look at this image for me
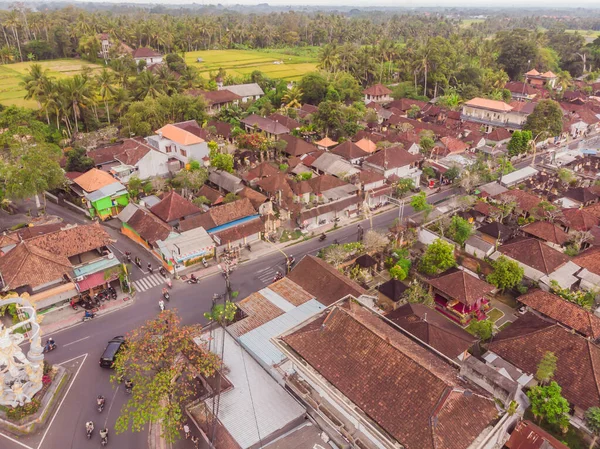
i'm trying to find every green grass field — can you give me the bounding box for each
[565,29,600,43]
[0,59,104,108]
[460,18,485,28]
[185,48,319,81]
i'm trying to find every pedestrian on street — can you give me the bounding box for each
[183,423,190,439]
[191,435,199,448]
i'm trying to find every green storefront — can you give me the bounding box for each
[85,182,130,220]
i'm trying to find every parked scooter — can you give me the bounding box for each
[202,258,208,268]
[159,267,167,277]
[187,274,198,284]
[82,310,95,322]
[162,288,170,302]
[159,300,165,312]
[319,233,327,242]
[108,286,117,300]
[70,298,79,311]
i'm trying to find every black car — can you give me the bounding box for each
[99,336,126,368]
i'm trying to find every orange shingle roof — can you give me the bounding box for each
[464,98,513,112]
[156,123,204,146]
[73,168,118,193]
[355,138,378,153]
[525,69,540,76]
[315,137,338,148]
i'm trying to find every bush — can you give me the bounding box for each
[42,374,52,385]
[6,398,41,420]
[43,361,52,375]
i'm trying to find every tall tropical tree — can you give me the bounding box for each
[135,70,164,100]
[21,63,50,109]
[96,68,115,124]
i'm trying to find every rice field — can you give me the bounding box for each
[185,48,319,81]
[565,29,600,44]
[0,59,104,108]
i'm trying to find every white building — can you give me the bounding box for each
[146,123,209,169]
[220,83,264,103]
[132,47,163,66]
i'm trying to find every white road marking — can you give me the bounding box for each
[104,385,120,428]
[0,431,35,449]
[63,336,90,347]
[36,353,88,449]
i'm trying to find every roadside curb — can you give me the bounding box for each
[41,297,135,336]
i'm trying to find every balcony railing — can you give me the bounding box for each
[460,114,522,129]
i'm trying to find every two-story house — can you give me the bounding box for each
[363,83,392,103]
[525,69,557,88]
[220,83,264,103]
[461,98,530,132]
[362,145,422,186]
[146,122,209,169]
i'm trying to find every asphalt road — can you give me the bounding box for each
[0,188,455,449]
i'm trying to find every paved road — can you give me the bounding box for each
[0,188,455,449]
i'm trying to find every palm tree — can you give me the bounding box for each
[318,44,339,73]
[5,10,23,62]
[21,63,51,112]
[96,68,115,124]
[112,87,132,118]
[281,85,303,108]
[135,70,164,100]
[62,74,94,136]
[180,66,199,89]
[155,65,180,95]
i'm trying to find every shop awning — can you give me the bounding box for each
[77,271,117,292]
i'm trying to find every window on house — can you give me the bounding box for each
[180,149,187,157]
[166,146,172,153]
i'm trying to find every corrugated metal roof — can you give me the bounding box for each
[260,286,295,313]
[199,329,304,448]
[86,181,127,202]
[239,299,325,367]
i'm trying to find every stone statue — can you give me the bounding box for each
[0,297,44,408]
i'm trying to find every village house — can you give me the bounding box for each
[504,81,541,102]
[359,169,390,208]
[487,312,600,420]
[96,33,133,60]
[330,140,369,164]
[363,83,392,103]
[524,69,557,88]
[146,121,209,169]
[187,89,241,113]
[425,268,495,324]
[274,298,501,449]
[155,227,215,273]
[196,185,223,208]
[376,278,408,309]
[241,114,290,138]
[355,137,378,154]
[0,223,118,310]
[310,152,361,178]
[220,83,264,103]
[362,145,422,186]
[461,98,530,131]
[71,168,129,220]
[133,47,163,66]
[149,190,202,227]
[279,134,318,157]
[118,204,176,255]
[573,246,600,292]
[521,221,570,249]
[385,303,478,362]
[208,169,244,195]
[314,136,338,150]
[268,112,300,131]
[88,138,170,182]
[504,421,568,449]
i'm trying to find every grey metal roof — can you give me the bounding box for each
[239,299,325,368]
[117,203,139,223]
[85,181,127,202]
[311,152,360,178]
[208,170,243,193]
[222,83,264,98]
[197,329,305,448]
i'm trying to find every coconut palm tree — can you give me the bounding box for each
[21,63,50,109]
[62,74,94,136]
[112,87,132,118]
[155,65,180,95]
[281,85,303,108]
[96,68,115,124]
[135,70,164,100]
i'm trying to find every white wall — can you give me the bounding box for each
[137,150,170,180]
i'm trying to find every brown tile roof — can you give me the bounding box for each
[287,255,367,306]
[359,169,385,185]
[127,208,173,244]
[306,174,349,194]
[574,245,600,276]
[489,313,600,411]
[268,113,300,130]
[189,89,241,105]
[498,238,569,274]
[565,187,599,204]
[242,162,279,182]
[385,98,428,112]
[518,289,600,339]
[279,134,318,157]
[179,198,257,232]
[0,223,66,248]
[363,83,392,96]
[256,173,293,196]
[282,302,498,449]
[27,223,114,258]
[238,187,268,210]
[331,140,369,160]
[89,138,153,166]
[522,221,569,245]
[560,207,600,231]
[440,136,468,154]
[465,98,512,112]
[150,191,201,223]
[505,420,569,449]
[584,202,600,220]
[133,47,161,58]
[0,241,72,289]
[427,270,495,306]
[212,217,264,244]
[241,114,290,135]
[197,185,223,205]
[495,190,542,213]
[227,277,312,337]
[386,303,477,359]
[505,81,540,96]
[486,128,512,142]
[73,168,118,193]
[364,145,421,170]
[473,201,499,217]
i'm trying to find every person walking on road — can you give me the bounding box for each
[183,423,190,439]
[191,435,199,448]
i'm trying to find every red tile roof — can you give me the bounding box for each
[331,140,369,160]
[268,113,300,130]
[287,255,366,305]
[519,289,600,339]
[364,145,421,170]
[465,98,512,112]
[133,47,161,58]
[505,420,569,449]
[150,191,201,223]
[179,198,257,232]
[495,190,542,213]
[574,245,600,276]
[521,221,569,246]
[363,83,392,96]
[498,238,569,274]
[279,134,318,157]
[282,302,498,449]
[27,223,114,258]
[489,313,600,411]
[560,207,600,231]
[427,270,495,306]
[127,208,173,244]
[440,136,468,154]
[486,128,512,142]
